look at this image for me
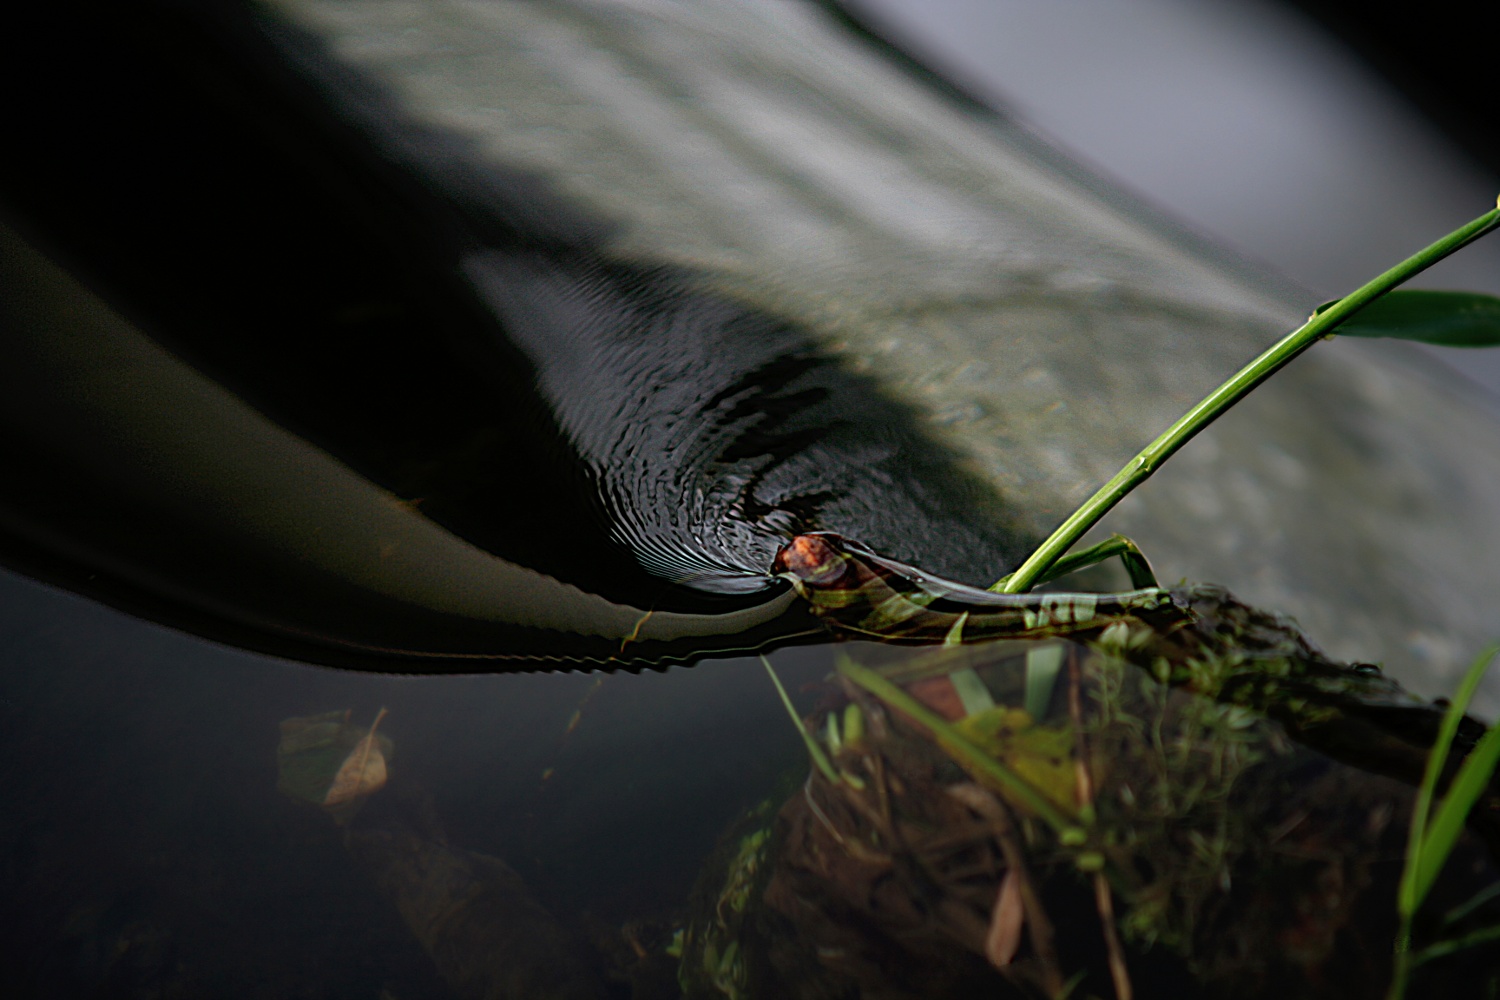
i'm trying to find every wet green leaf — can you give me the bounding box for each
[1323,290,1500,347]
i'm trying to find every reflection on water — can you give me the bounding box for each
[0,3,1031,672]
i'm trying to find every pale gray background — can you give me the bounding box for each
[854,0,1500,394]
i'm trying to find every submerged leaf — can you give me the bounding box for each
[1324,290,1500,347]
[277,707,393,819]
[986,868,1025,968]
[323,707,390,808]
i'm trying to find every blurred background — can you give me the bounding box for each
[851,0,1500,393]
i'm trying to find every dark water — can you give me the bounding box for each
[0,566,834,997]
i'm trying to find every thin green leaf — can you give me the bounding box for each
[761,656,841,784]
[1398,644,1500,918]
[1391,645,1500,999]
[1412,921,1500,968]
[1442,881,1500,928]
[1416,707,1500,903]
[1326,290,1500,347]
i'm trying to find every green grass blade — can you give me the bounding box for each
[836,656,1081,837]
[1399,644,1500,917]
[1443,881,1500,928]
[761,655,841,784]
[1412,921,1500,968]
[1390,644,1500,1000]
[1415,690,1500,903]
[1325,290,1500,347]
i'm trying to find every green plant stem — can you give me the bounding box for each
[762,655,841,784]
[998,202,1500,594]
[992,533,1158,593]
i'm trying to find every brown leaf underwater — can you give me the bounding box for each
[986,868,1024,968]
[277,707,393,821]
[323,707,389,808]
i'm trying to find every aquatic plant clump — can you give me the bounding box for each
[697,589,1500,999]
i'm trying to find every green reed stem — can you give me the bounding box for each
[762,655,841,784]
[998,201,1500,594]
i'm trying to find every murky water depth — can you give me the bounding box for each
[0,567,834,998]
[9,555,1500,999]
